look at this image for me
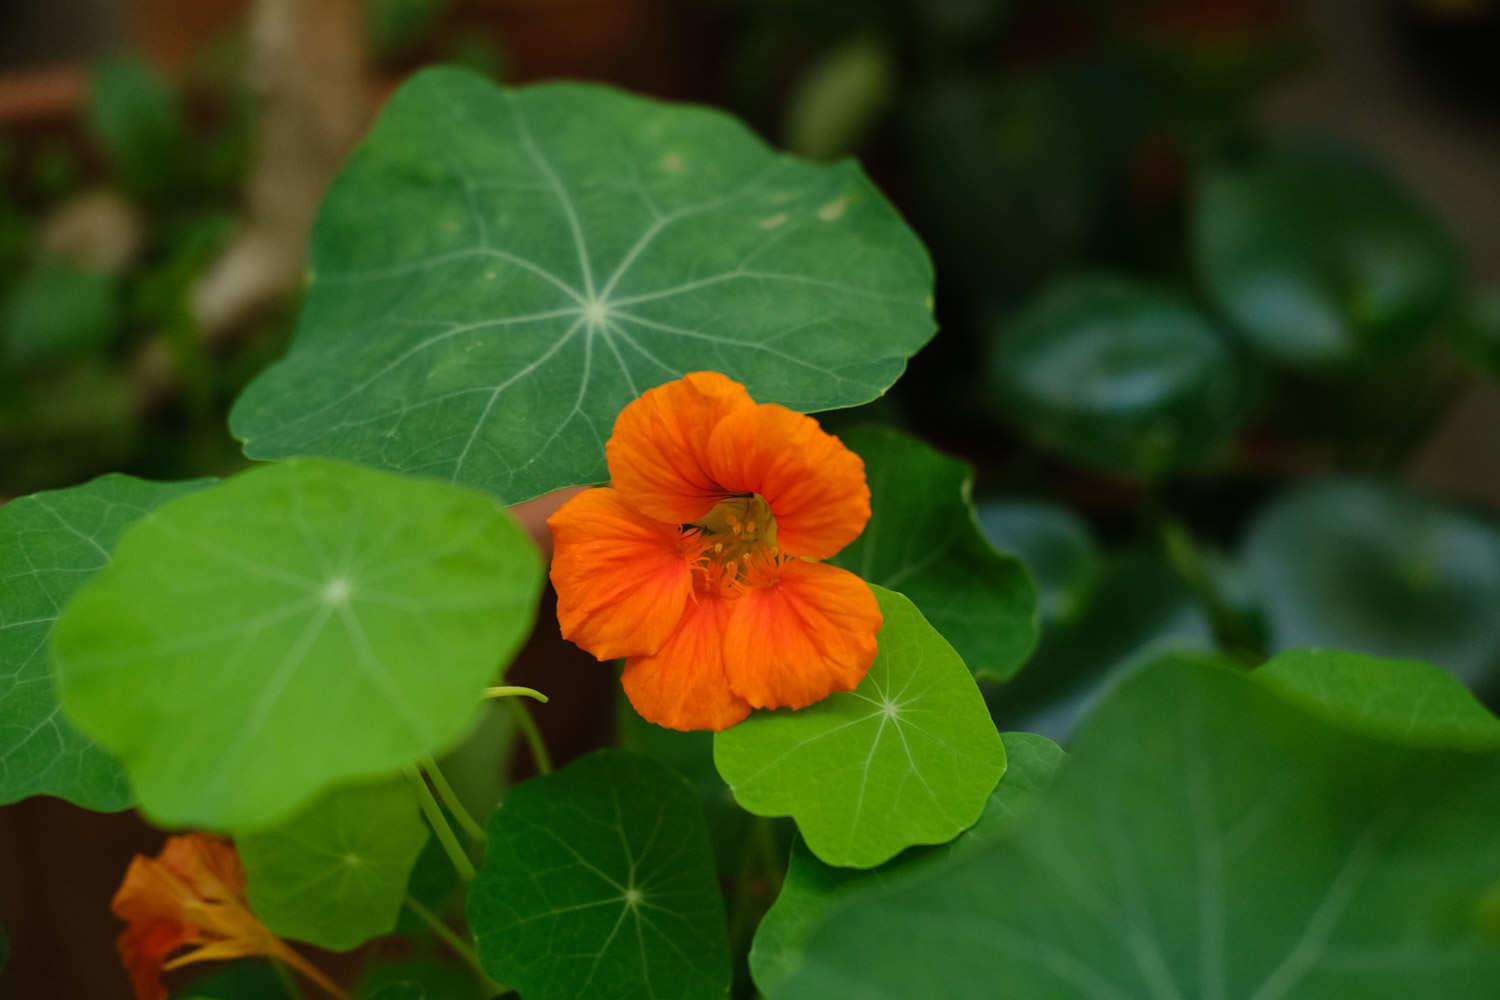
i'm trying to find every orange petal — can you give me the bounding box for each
[606,371,754,524]
[705,403,870,560]
[117,919,196,1000]
[723,560,882,710]
[623,595,752,731]
[548,487,693,660]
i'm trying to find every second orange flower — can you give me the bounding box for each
[548,371,882,731]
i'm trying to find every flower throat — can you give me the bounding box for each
[685,494,779,589]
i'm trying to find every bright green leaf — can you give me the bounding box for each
[1,474,211,810]
[987,275,1247,477]
[239,777,429,950]
[3,261,118,364]
[775,651,1500,998]
[230,68,935,504]
[1243,479,1500,689]
[1255,648,1500,751]
[468,749,730,1000]
[714,586,1006,868]
[751,731,1063,995]
[53,457,543,830]
[832,427,1038,680]
[977,500,1099,626]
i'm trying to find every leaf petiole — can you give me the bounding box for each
[405,766,476,882]
[419,757,486,843]
[483,684,549,703]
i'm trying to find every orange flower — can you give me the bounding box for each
[549,371,882,731]
[112,834,346,1000]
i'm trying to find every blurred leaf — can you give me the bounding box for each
[715,587,1005,868]
[87,54,184,201]
[1195,150,1461,367]
[773,651,1500,997]
[468,750,730,1000]
[0,474,212,810]
[433,697,513,824]
[53,458,543,830]
[3,261,118,364]
[370,0,451,61]
[239,778,429,950]
[357,958,475,1000]
[0,363,139,495]
[1450,288,1500,377]
[1243,479,1500,690]
[976,500,1099,626]
[364,984,428,1000]
[172,959,294,999]
[750,731,1062,995]
[988,275,1247,477]
[784,37,894,160]
[832,427,1039,680]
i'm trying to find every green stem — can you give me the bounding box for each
[508,697,553,775]
[406,767,476,881]
[483,684,549,703]
[404,895,507,995]
[420,757,486,843]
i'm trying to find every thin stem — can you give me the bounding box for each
[406,766,476,882]
[403,895,506,994]
[483,684,549,703]
[508,697,553,775]
[420,757,486,843]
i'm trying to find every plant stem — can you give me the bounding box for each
[403,895,507,995]
[406,766,476,882]
[483,684,549,703]
[420,757,487,843]
[508,697,553,775]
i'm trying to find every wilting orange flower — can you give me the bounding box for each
[112,834,346,1000]
[548,371,882,731]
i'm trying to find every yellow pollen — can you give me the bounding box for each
[687,494,779,590]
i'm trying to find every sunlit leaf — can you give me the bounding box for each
[1,474,211,810]
[53,458,543,830]
[714,587,1005,868]
[468,749,730,1000]
[231,68,935,504]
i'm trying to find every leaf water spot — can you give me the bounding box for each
[759,213,789,230]
[321,576,353,605]
[660,152,685,174]
[818,196,851,222]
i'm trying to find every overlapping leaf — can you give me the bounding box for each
[231,68,935,504]
[1,474,211,810]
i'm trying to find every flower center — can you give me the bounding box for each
[685,494,779,590]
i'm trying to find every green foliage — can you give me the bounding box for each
[171,960,294,1000]
[239,778,430,950]
[230,69,935,504]
[469,750,730,1000]
[52,458,543,830]
[86,54,185,202]
[0,474,211,809]
[1195,150,1461,367]
[714,587,1006,867]
[1451,288,1500,376]
[3,262,118,364]
[355,957,477,999]
[977,500,1099,626]
[784,37,894,160]
[831,426,1038,680]
[1243,479,1500,689]
[988,276,1248,477]
[771,651,1500,997]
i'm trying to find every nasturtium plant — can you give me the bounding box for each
[52,457,543,830]
[238,777,430,951]
[230,68,936,504]
[469,750,731,1000]
[714,587,1006,868]
[831,426,1038,681]
[0,473,211,810]
[977,499,1099,626]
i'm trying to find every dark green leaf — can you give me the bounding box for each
[356,958,477,1000]
[171,960,294,1000]
[3,261,118,364]
[468,749,730,1000]
[86,54,184,200]
[1450,288,1500,377]
[976,500,1099,626]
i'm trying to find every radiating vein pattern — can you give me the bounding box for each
[231,69,935,503]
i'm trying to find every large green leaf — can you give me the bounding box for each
[231,68,935,504]
[1195,150,1460,367]
[831,427,1038,680]
[714,586,1005,868]
[987,275,1247,477]
[53,458,543,830]
[774,651,1500,998]
[750,731,1064,995]
[1,474,211,810]
[1242,479,1500,689]
[239,777,429,951]
[977,500,1099,626]
[468,749,730,1000]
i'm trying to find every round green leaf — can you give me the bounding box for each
[988,275,1246,477]
[230,68,935,504]
[53,457,543,830]
[468,749,730,1000]
[776,651,1500,998]
[977,500,1099,626]
[239,777,429,951]
[1,474,212,810]
[714,586,1006,868]
[1242,479,1500,689]
[1195,151,1460,367]
[831,427,1038,681]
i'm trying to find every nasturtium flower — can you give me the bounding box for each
[112,834,346,1000]
[549,371,882,731]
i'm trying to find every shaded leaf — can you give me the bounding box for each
[86,54,184,201]
[3,261,118,364]
[976,500,1099,626]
